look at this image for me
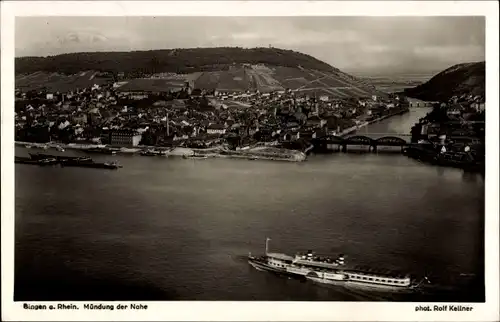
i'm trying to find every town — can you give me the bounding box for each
[14,70,484,167]
[15,72,407,154]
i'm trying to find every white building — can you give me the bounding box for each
[109,129,142,146]
[206,124,227,135]
[407,97,434,108]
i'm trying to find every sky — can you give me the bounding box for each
[15,16,485,75]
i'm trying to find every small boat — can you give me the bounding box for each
[38,158,59,165]
[140,149,167,156]
[141,150,157,156]
[25,145,32,149]
[186,155,208,160]
[56,146,65,152]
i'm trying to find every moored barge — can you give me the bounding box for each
[29,153,92,162]
[15,156,58,166]
[60,160,122,170]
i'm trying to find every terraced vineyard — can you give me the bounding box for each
[15,47,388,99]
[192,64,387,99]
[15,71,113,92]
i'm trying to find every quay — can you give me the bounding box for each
[15,141,307,162]
[14,108,409,162]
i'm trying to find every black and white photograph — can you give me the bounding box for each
[1,1,499,321]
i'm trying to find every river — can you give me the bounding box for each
[14,107,485,301]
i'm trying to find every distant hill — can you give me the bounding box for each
[404,62,485,101]
[15,47,388,99]
[15,47,336,75]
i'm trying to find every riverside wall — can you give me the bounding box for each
[16,142,306,162]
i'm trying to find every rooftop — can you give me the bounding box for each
[116,78,189,93]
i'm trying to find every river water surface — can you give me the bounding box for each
[14,108,485,301]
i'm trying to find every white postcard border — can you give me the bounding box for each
[1,1,499,321]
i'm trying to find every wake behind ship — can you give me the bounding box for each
[248,238,430,292]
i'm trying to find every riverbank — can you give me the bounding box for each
[402,145,484,174]
[15,109,409,163]
[15,141,306,162]
[193,146,306,162]
[340,108,410,136]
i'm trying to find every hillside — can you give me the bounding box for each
[15,71,114,93]
[404,62,485,101]
[15,47,337,76]
[15,47,387,99]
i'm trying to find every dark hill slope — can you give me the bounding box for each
[15,47,388,99]
[404,62,485,101]
[15,47,336,75]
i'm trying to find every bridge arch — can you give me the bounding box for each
[375,136,408,146]
[344,135,374,145]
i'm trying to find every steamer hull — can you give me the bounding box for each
[248,238,426,292]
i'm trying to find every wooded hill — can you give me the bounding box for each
[15,47,338,76]
[404,62,485,101]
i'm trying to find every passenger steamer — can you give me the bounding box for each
[248,238,428,291]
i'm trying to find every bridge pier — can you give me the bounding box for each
[326,143,341,152]
[370,145,378,153]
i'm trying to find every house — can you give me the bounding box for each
[286,121,301,131]
[191,88,203,97]
[173,131,189,141]
[248,124,260,136]
[280,131,300,142]
[108,129,142,146]
[306,115,327,128]
[206,123,227,135]
[446,107,462,118]
[127,92,149,100]
[470,102,485,113]
[408,97,434,108]
[299,130,314,140]
[71,113,88,125]
[168,99,187,109]
[312,129,327,139]
[256,128,275,141]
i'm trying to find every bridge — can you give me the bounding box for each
[341,132,412,140]
[312,132,412,153]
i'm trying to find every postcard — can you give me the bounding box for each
[1,1,498,321]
